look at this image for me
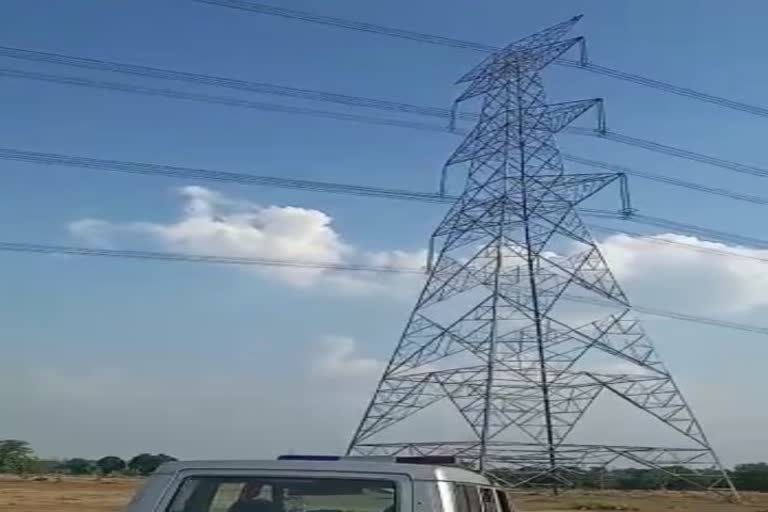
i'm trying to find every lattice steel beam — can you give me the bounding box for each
[347,16,736,499]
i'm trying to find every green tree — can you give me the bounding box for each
[62,458,96,475]
[96,456,126,475]
[0,440,36,474]
[128,453,177,476]
[732,463,768,491]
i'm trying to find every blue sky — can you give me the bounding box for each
[2,0,768,464]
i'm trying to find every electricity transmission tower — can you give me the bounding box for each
[347,17,737,497]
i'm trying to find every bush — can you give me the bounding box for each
[61,458,96,475]
[97,456,126,475]
[0,440,36,474]
[128,453,177,476]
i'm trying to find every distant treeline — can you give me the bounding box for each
[4,439,768,492]
[0,439,176,477]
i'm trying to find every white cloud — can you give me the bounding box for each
[588,361,655,376]
[68,218,120,248]
[310,335,386,381]
[599,233,768,314]
[65,186,768,313]
[67,186,424,292]
[328,249,428,296]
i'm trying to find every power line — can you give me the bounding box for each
[0,146,451,204]
[0,68,450,135]
[564,153,768,206]
[0,53,763,262]
[0,145,618,220]
[626,213,768,248]
[194,0,500,53]
[3,46,768,182]
[3,238,767,336]
[0,79,762,328]
[192,0,768,120]
[4,145,768,257]
[0,46,451,118]
[0,241,423,273]
[591,224,768,265]
[567,128,768,179]
[563,294,768,336]
[4,67,768,209]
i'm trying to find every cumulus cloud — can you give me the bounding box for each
[66,186,768,313]
[67,186,424,292]
[599,233,768,314]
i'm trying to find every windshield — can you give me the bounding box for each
[168,477,397,512]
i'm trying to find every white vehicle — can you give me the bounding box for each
[124,455,516,512]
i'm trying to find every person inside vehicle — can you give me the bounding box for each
[228,481,281,512]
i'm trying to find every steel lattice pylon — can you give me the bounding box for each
[347,17,737,498]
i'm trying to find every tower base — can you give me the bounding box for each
[350,440,737,497]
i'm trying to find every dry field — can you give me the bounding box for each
[0,475,139,511]
[512,489,768,511]
[3,475,768,512]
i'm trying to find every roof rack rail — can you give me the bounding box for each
[277,455,340,461]
[395,456,457,465]
[276,455,458,466]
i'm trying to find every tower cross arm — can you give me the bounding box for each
[530,98,603,134]
[527,172,622,208]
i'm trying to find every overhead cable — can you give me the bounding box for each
[3,67,767,208]
[3,239,767,335]
[564,153,768,206]
[0,146,451,204]
[567,128,768,179]
[590,224,768,265]
[192,0,768,120]
[1,46,766,181]
[2,145,765,253]
[0,241,422,273]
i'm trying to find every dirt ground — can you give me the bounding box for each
[512,489,768,511]
[0,475,138,512]
[2,475,768,512]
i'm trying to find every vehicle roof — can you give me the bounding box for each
[156,459,491,484]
